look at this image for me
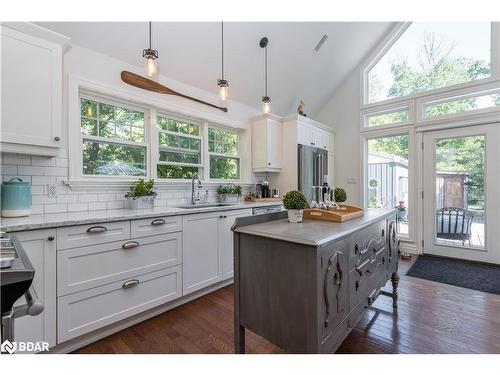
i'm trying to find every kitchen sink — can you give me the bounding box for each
[175,203,235,209]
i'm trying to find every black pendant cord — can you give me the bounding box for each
[221,22,224,80]
[264,45,268,97]
[149,21,152,50]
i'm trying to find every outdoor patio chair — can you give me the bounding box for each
[436,207,474,245]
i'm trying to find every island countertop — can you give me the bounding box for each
[233,208,395,246]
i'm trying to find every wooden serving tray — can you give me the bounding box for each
[303,205,364,223]
[246,197,282,203]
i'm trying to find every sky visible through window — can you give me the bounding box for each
[368,23,491,103]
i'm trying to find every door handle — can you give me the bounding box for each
[86,225,107,233]
[151,218,166,226]
[122,241,139,249]
[122,279,140,289]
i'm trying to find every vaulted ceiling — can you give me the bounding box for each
[37,22,394,116]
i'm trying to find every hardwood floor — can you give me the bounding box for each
[74,257,500,354]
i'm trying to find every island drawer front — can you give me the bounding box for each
[57,221,130,250]
[349,247,388,310]
[349,220,386,271]
[57,232,182,296]
[57,265,182,343]
[131,216,182,238]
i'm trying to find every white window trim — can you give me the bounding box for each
[66,75,250,191]
[361,100,414,132]
[361,22,500,108]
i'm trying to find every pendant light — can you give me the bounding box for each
[142,22,158,77]
[217,22,229,101]
[260,37,271,114]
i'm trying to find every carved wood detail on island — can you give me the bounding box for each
[232,209,398,354]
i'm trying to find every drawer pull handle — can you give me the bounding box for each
[122,279,140,289]
[151,219,166,226]
[86,225,107,233]
[122,241,139,249]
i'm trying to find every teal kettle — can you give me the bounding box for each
[1,178,32,217]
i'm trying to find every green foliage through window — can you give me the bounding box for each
[208,127,240,180]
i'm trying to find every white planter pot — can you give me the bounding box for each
[287,209,304,223]
[218,194,240,204]
[127,196,155,210]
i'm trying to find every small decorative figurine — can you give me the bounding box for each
[297,100,307,117]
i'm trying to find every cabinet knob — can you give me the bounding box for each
[268,162,271,165]
[48,236,55,241]
[54,136,60,141]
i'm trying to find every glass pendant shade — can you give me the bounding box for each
[218,79,229,101]
[144,56,158,77]
[262,96,271,114]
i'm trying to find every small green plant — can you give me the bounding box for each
[217,184,242,196]
[331,187,347,203]
[125,178,156,199]
[282,190,309,210]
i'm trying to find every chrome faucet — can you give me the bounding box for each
[191,172,203,204]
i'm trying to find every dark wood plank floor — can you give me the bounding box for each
[74,257,500,354]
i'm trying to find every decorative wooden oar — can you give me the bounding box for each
[121,71,228,113]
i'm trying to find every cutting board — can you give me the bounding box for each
[246,197,282,203]
[303,205,364,223]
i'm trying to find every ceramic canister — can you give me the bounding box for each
[1,178,32,217]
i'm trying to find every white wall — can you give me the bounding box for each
[315,68,361,205]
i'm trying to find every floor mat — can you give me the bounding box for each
[406,255,500,295]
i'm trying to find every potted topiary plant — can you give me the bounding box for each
[396,200,407,221]
[331,187,347,204]
[125,178,157,209]
[282,190,309,223]
[217,184,242,204]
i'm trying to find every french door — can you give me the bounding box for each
[422,123,500,264]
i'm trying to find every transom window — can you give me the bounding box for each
[80,97,147,176]
[156,115,202,179]
[208,127,240,180]
[367,23,492,104]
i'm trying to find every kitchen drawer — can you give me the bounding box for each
[349,247,388,310]
[57,221,130,250]
[57,265,182,342]
[348,220,386,271]
[131,215,182,238]
[57,232,182,296]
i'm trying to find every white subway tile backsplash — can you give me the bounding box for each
[31,175,56,185]
[44,203,67,214]
[98,193,115,202]
[78,193,98,203]
[32,195,57,205]
[55,158,69,167]
[44,167,68,176]
[31,156,56,167]
[56,195,79,204]
[68,202,89,212]
[88,202,103,211]
[18,166,44,176]
[30,205,44,215]
[3,155,30,165]
[30,185,45,195]
[1,165,18,175]
[107,201,124,210]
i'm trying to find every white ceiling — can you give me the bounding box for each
[37,22,394,116]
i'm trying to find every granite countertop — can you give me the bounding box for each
[1,201,283,232]
[233,208,395,246]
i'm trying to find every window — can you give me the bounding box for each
[156,115,202,179]
[208,127,240,180]
[423,89,500,119]
[80,97,147,176]
[366,134,409,237]
[367,23,492,104]
[365,107,410,128]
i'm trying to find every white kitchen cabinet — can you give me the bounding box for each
[220,209,252,280]
[182,212,222,295]
[297,121,313,146]
[1,24,67,156]
[297,120,332,150]
[13,229,57,349]
[251,114,282,172]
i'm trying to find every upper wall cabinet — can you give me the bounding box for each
[251,114,282,173]
[1,24,68,156]
[292,116,334,151]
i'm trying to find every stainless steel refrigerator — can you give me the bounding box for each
[298,144,328,203]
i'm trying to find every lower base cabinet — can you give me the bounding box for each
[183,209,252,295]
[13,229,57,349]
[57,266,182,342]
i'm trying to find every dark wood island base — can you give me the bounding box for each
[233,209,398,354]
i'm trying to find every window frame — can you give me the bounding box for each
[79,92,151,180]
[206,125,242,182]
[361,22,500,107]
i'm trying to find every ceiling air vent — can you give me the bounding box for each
[314,34,328,52]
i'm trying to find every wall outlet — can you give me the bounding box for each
[47,184,56,197]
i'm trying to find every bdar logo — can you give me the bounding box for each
[1,340,17,354]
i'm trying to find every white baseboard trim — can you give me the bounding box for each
[47,279,234,354]
[399,241,419,255]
